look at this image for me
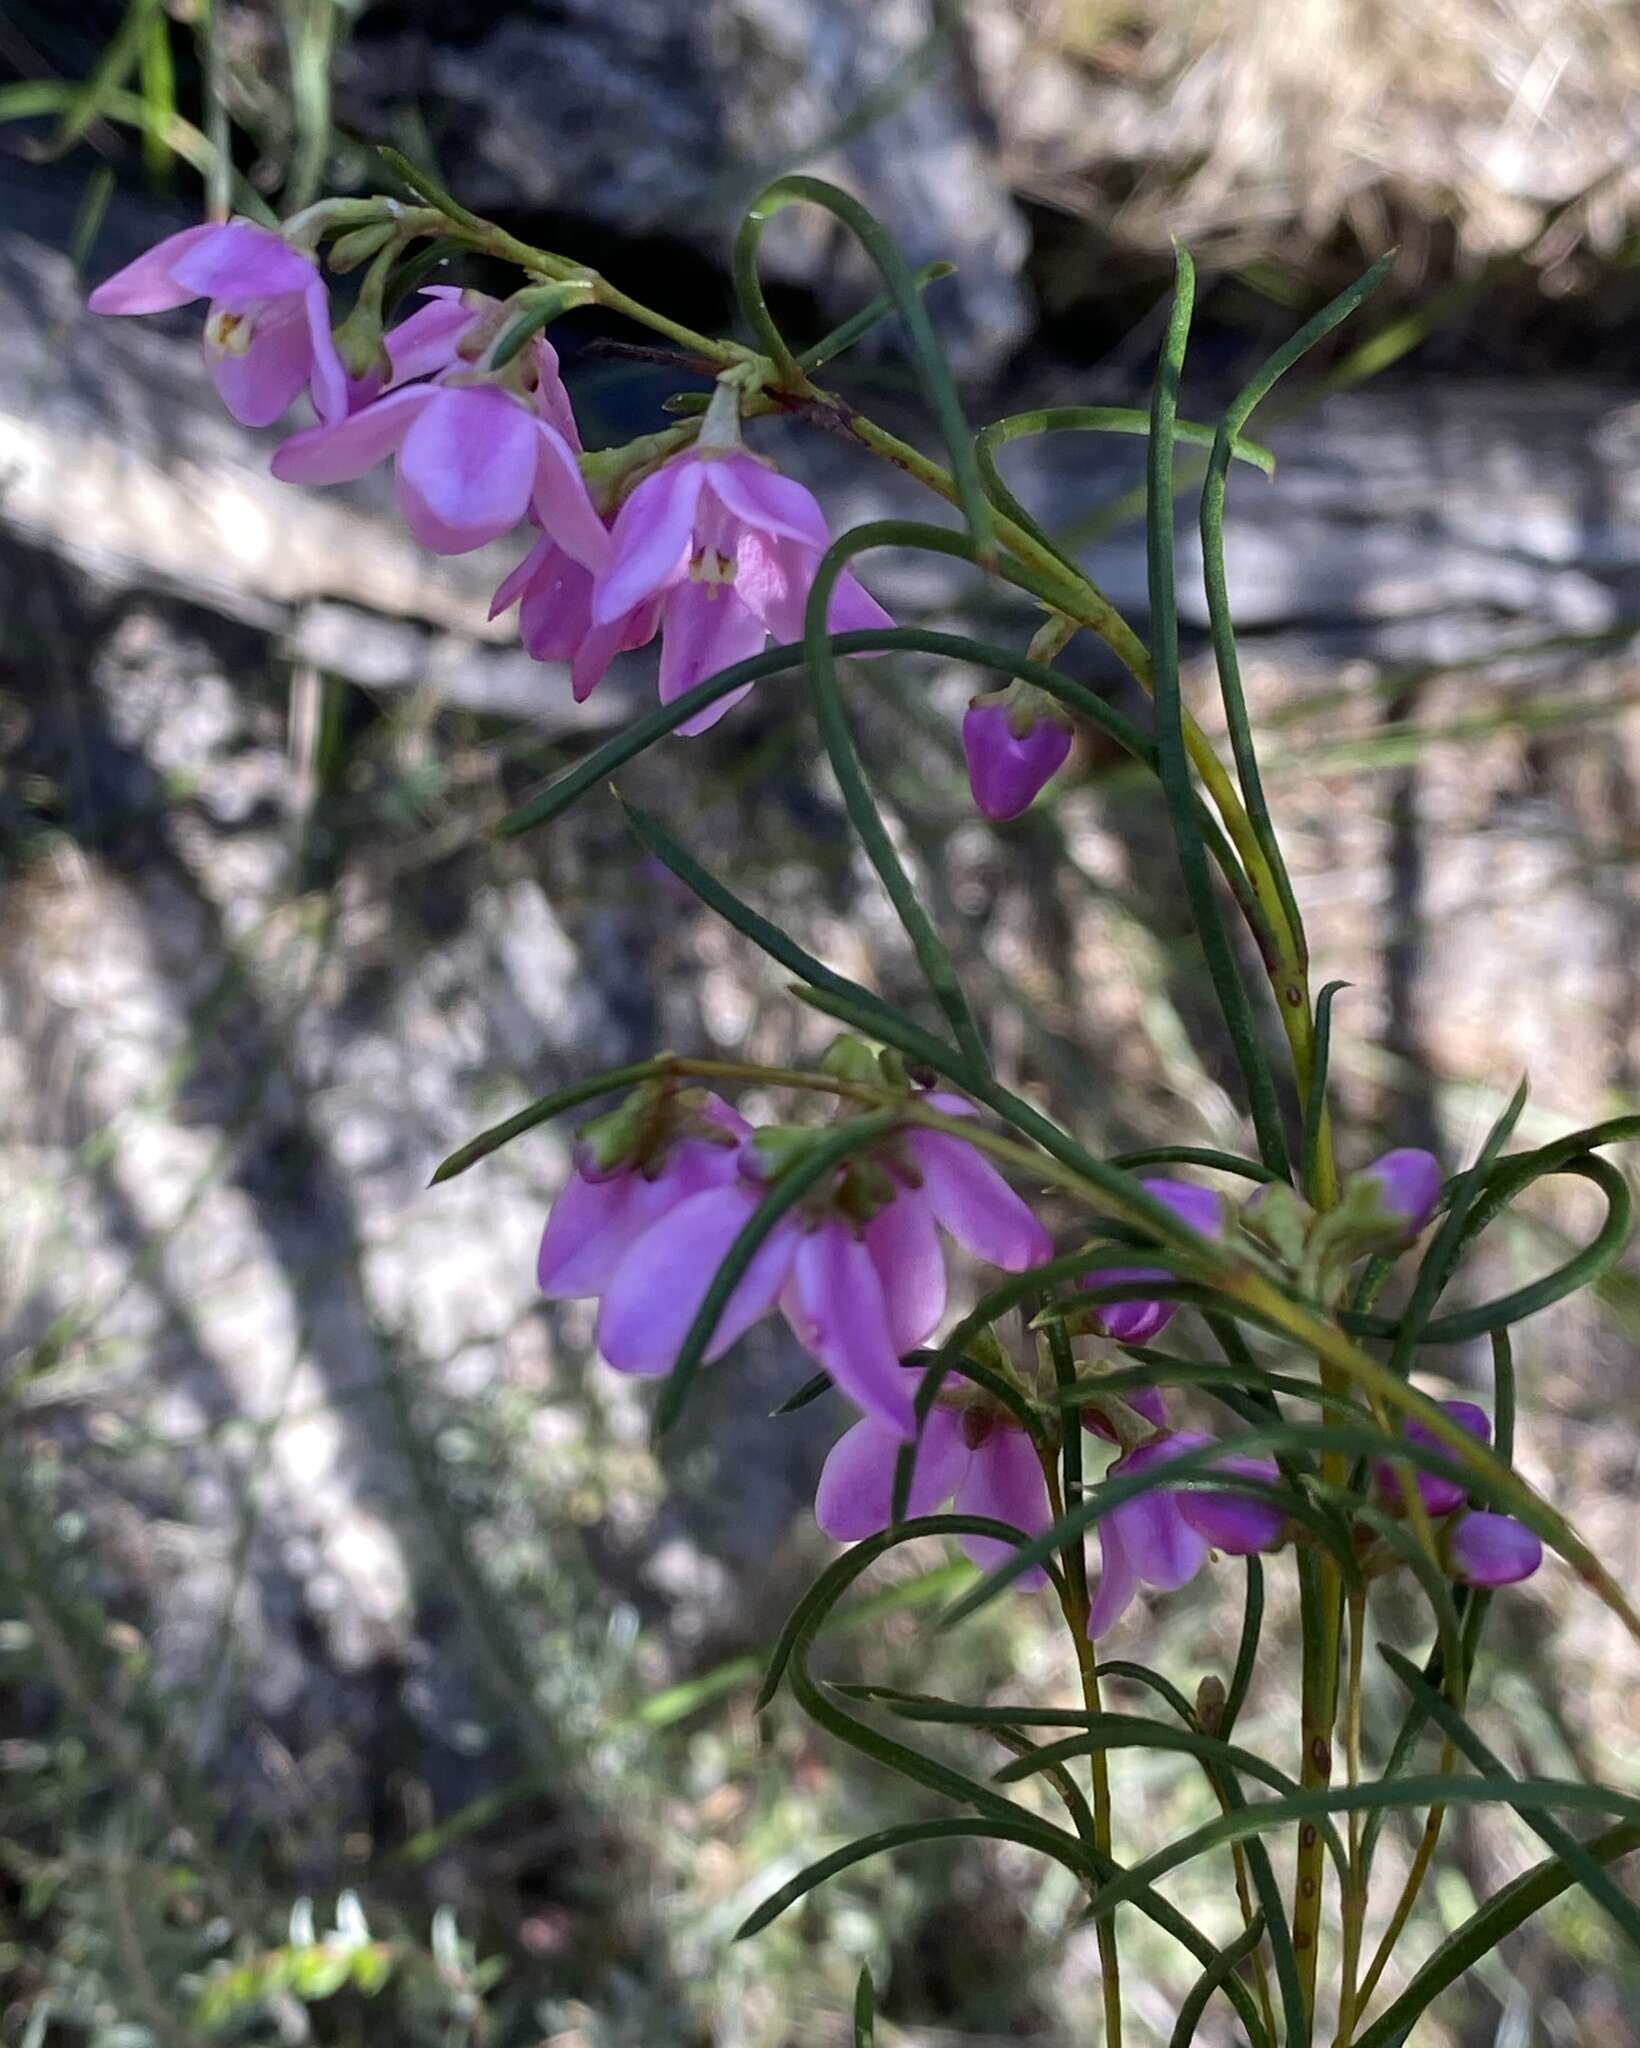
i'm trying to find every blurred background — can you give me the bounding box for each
[3,2,1640,2043]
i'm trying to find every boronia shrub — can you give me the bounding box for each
[93,160,1640,2045]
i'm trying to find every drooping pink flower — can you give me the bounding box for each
[536,1093,749,1300]
[1088,1430,1283,1637]
[592,1103,1051,1437]
[817,1396,1053,1585]
[271,291,605,561]
[590,449,894,734]
[1447,1510,1542,1587]
[1079,1179,1226,1346]
[963,691,1073,822]
[490,527,662,701]
[88,220,347,428]
[1375,1399,1490,1517]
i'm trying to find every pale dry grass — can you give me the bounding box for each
[988,0,1640,280]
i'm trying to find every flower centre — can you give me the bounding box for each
[204,306,255,359]
[690,547,736,591]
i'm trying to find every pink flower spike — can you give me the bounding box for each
[785,1223,916,1438]
[90,221,347,427]
[963,697,1073,822]
[596,1183,799,1377]
[1448,1511,1542,1587]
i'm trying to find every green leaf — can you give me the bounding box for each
[1199,258,1393,982]
[616,795,933,1060]
[1079,1774,1640,1938]
[653,1109,901,1436]
[853,1965,876,2047]
[1169,1912,1268,2048]
[1352,1821,1640,2048]
[1145,246,1293,1180]
[1109,1145,1280,1181]
[429,1059,669,1183]
[976,404,1275,569]
[1221,1556,1264,1739]
[800,261,954,374]
[734,1816,1095,1941]
[1389,1077,1529,1376]
[734,175,991,551]
[1378,1644,1640,1958]
[1302,980,1348,1205]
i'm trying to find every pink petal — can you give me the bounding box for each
[522,552,598,665]
[169,221,314,303]
[570,608,653,700]
[491,531,557,621]
[594,460,704,623]
[905,1129,1053,1271]
[1448,1512,1543,1588]
[1087,1517,1138,1637]
[727,529,804,640]
[596,1186,798,1377]
[531,426,612,574]
[955,1426,1051,1587]
[395,388,538,553]
[271,383,435,484]
[87,223,219,313]
[1114,1443,1209,1592]
[531,334,582,453]
[384,291,481,386]
[815,1408,968,1539]
[1174,1452,1285,1553]
[301,277,349,425]
[657,583,767,735]
[209,298,312,428]
[704,453,829,547]
[863,1190,946,1354]
[538,1167,698,1300]
[786,1224,916,1437]
[827,568,895,634]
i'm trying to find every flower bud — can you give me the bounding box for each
[819,1034,884,1087]
[962,685,1073,822]
[1447,1511,1542,1587]
[1359,1148,1443,1240]
[1240,1179,1312,1265]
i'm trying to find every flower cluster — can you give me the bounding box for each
[529,1074,1539,1633]
[89,220,922,760]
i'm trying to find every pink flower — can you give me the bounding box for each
[270,290,606,561]
[963,691,1073,821]
[1447,1511,1542,1587]
[591,1102,1051,1436]
[1088,1430,1283,1637]
[590,449,894,734]
[1080,1179,1226,1345]
[817,1396,1053,1586]
[88,220,347,429]
[1360,1147,1443,1240]
[490,528,662,701]
[1376,1399,1490,1517]
[536,1092,749,1300]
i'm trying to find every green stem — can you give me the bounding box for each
[1041,1454,1122,2047]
